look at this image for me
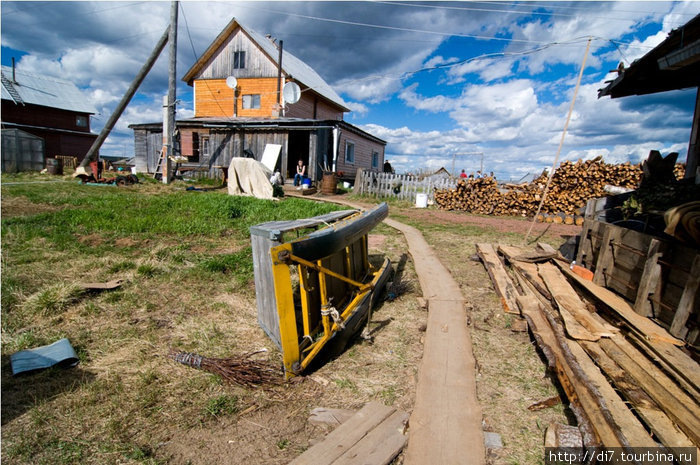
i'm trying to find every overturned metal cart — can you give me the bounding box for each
[250,203,391,378]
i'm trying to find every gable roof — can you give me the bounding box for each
[182,18,350,112]
[1,65,96,114]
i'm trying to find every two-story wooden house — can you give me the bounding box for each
[130,18,386,181]
[1,64,98,170]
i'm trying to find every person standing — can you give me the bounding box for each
[460,169,467,178]
[294,159,306,186]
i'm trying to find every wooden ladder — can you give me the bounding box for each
[153,149,165,179]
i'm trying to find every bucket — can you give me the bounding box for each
[320,173,338,195]
[416,193,428,208]
[46,158,63,175]
[342,181,351,189]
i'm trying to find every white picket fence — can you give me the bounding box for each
[355,170,457,203]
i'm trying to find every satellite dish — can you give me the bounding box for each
[283,81,301,104]
[225,76,238,89]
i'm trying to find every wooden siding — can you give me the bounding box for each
[194,78,281,118]
[196,27,281,80]
[133,129,148,172]
[2,101,93,133]
[285,91,343,120]
[336,131,385,178]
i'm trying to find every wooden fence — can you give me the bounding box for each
[354,170,457,203]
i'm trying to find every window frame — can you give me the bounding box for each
[371,151,379,169]
[233,51,246,69]
[345,140,355,164]
[75,115,88,128]
[242,94,261,109]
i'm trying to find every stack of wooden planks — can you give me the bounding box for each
[435,157,645,218]
[476,243,699,460]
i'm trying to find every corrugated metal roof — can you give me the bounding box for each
[181,18,350,112]
[1,65,96,114]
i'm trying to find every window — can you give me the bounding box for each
[345,141,355,164]
[76,115,88,128]
[233,51,245,69]
[242,94,261,109]
[201,136,210,160]
[372,151,379,169]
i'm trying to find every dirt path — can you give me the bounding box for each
[287,192,486,464]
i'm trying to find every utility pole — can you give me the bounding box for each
[276,40,283,117]
[163,0,178,184]
[78,26,170,172]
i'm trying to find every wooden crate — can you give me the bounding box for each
[577,218,700,347]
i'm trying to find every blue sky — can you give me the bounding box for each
[2,1,698,180]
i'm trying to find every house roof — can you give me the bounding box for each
[598,13,700,98]
[181,17,350,112]
[1,65,96,114]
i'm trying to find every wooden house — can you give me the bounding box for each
[1,64,98,166]
[130,18,386,181]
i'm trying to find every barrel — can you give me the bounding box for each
[46,158,63,175]
[320,173,338,195]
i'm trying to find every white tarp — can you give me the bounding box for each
[228,158,274,199]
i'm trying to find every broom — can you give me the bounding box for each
[169,349,282,388]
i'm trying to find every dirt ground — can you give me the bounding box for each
[2,181,583,465]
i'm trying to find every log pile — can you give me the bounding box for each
[434,157,647,218]
[477,243,700,456]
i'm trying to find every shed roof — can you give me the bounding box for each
[181,18,350,112]
[1,65,96,114]
[598,13,700,98]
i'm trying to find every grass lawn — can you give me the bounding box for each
[2,171,576,464]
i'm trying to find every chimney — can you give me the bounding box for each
[12,57,17,83]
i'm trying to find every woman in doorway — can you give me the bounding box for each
[294,159,306,186]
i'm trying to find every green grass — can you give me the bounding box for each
[1,177,345,464]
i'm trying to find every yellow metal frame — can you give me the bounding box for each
[270,238,389,378]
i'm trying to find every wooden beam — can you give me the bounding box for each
[333,410,409,465]
[669,254,700,338]
[633,239,665,317]
[593,226,616,286]
[498,245,552,300]
[476,243,520,314]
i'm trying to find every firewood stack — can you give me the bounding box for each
[434,157,648,219]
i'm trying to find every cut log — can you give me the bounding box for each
[476,243,521,315]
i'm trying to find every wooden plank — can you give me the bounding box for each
[600,336,700,447]
[539,262,615,341]
[555,261,684,346]
[289,402,395,465]
[633,239,665,317]
[403,299,485,465]
[593,226,616,286]
[517,294,620,448]
[580,341,695,454]
[498,245,552,300]
[670,254,700,338]
[333,410,409,465]
[625,332,700,404]
[566,339,656,449]
[476,243,520,314]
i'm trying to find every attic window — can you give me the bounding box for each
[76,115,88,128]
[233,51,245,69]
